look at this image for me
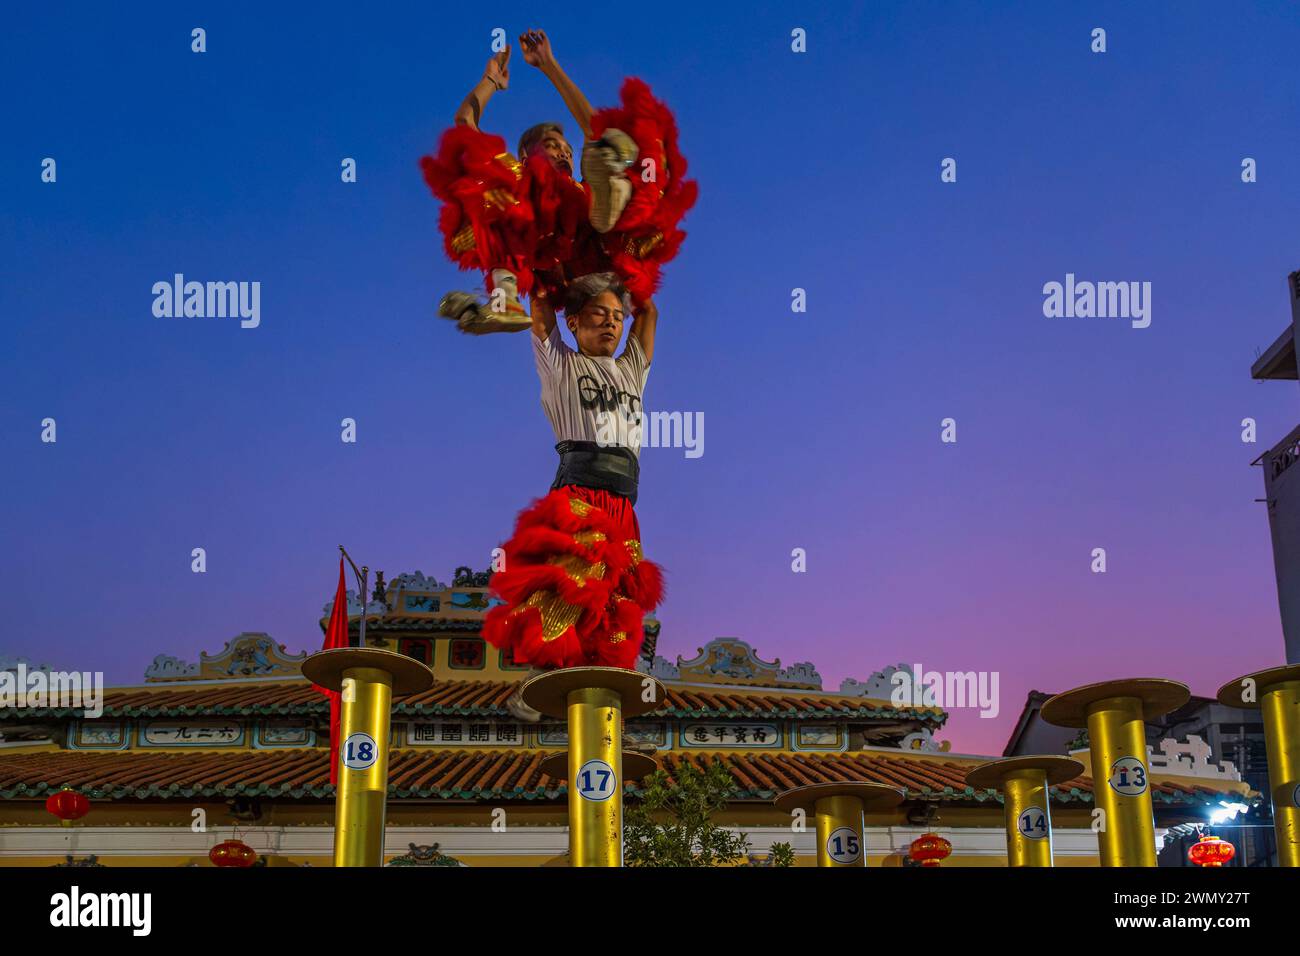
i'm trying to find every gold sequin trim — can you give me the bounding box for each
[624,231,663,259]
[624,539,643,564]
[549,553,606,587]
[483,187,519,211]
[450,224,476,254]
[609,631,627,644]
[494,152,524,180]
[572,531,607,548]
[514,590,582,642]
[568,497,594,517]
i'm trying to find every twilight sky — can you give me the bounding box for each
[3,2,1299,755]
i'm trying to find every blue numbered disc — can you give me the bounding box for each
[576,758,618,802]
[1108,756,1148,796]
[826,826,862,864]
[1017,806,1048,840]
[1293,782,1300,807]
[341,732,378,771]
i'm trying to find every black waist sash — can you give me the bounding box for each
[551,440,640,505]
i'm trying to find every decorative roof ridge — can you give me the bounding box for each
[111,675,312,692]
[660,676,944,711]
[850,744,989,763]
[87,675,946,709]
[4,699,948,725]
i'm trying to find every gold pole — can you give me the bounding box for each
[568,685,623,867]
[774,782,905,867]
[1218,664,1300,867]
[1041,679,1189,867]
[814,795,865,867]
[966,755,1082,867]
[523,667,666,867]
[302,647,434,868]
[1262,680,1300,866]
[1003,773,1052,867]
[334,665,392,867]
[1087,696,1155,867]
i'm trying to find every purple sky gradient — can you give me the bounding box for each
[3,2,1300,754]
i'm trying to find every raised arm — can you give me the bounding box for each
[628,298,657,364]
[519,30,594,140]
[454,47,510,130]
[531,289,558,341]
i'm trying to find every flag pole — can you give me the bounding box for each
[338,545,369,650]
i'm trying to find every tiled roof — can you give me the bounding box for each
[0,749,1236,808]
[0,679,944,723]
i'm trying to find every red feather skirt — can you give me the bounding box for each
[482,486,664,670]
[419,78,697,305]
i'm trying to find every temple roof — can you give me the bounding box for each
[0,677,945,724]
[0,747,1240,808]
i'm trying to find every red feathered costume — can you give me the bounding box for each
[590,79,699,305]
[420,78,696,305]
[420,127,538,296]
[483,487,663,669]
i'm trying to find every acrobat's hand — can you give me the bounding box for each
[530,288,558,339]
[634,298,658,323]
[519,29,557,72]
[483,46,511,91]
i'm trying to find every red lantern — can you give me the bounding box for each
[45,788,90,827]
[909,832,952,867]
[1188,834,1235,868]
[209,839,258,868]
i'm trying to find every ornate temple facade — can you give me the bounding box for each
[0,570,1254,866]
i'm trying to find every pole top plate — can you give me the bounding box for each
[965,755,1085,790]
[520,666,666,719]
[773,781,906,814]
[1040,678,1189,728]
[301,647,435,696]
[1216,663,1300,709]
[538,750,660,781]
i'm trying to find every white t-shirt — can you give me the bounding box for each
[532,325,650,456]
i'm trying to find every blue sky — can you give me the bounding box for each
[3,1,1299,752]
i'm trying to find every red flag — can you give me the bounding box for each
[318,557,350,786]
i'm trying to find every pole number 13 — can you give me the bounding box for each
[1109,756,1147,796]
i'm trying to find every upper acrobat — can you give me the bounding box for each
[420,29,697,333]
